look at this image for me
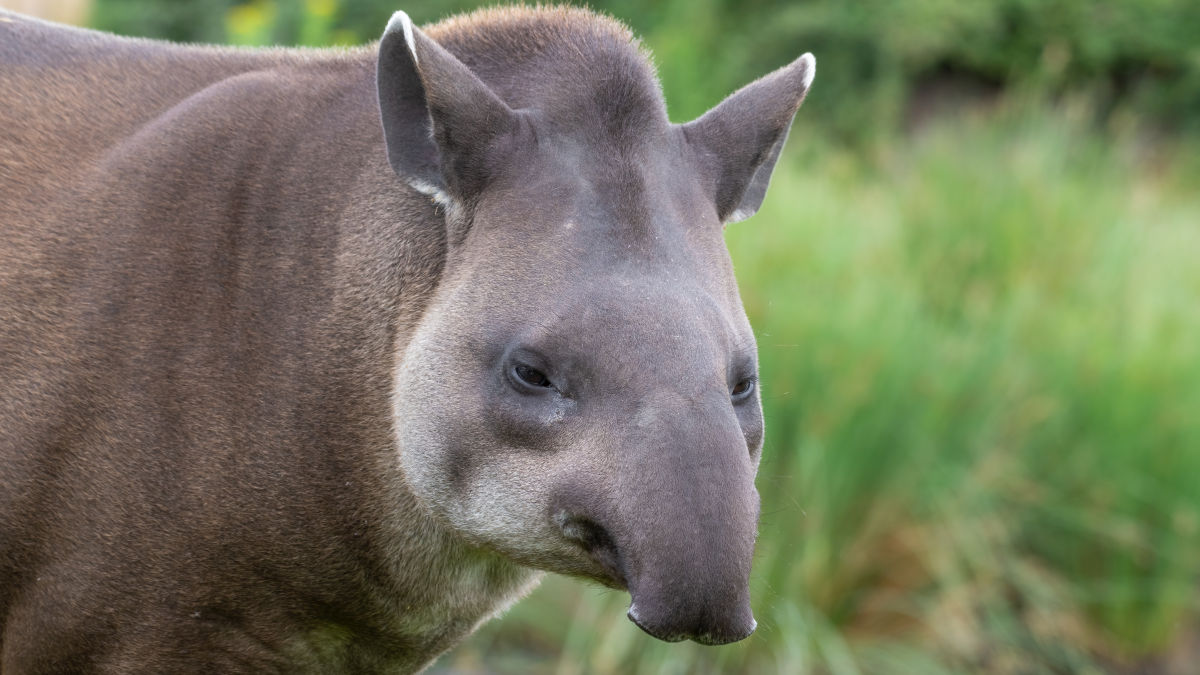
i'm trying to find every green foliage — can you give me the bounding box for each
[715,0,1200,139]
[89,0,230,44]
[89,0,1200,138]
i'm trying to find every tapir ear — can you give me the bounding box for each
[377,11,519,205]
[681,53,815,224]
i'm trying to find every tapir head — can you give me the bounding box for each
[378,10,813,645]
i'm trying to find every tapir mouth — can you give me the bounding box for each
[627,602,757,645]
[623,576,759,645]
[554,511,628,590]
[554,509,757,644]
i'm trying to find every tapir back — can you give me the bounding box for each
[0,12,321,369]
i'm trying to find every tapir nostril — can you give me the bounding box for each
[554,511,626,587]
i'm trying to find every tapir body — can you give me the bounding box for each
[0,7,813,672]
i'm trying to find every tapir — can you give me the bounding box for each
[0,5,813,672]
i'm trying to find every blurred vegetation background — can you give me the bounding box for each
[11,0,1199,672]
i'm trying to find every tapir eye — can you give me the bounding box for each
[512,364,553,390]
[731,377,757,401]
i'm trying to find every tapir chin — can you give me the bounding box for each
[0,5,813,672]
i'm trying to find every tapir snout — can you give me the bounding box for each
[552,392,760,645]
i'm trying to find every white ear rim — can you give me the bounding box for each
[384,10,419,65]
[406,178,453,209]
[799,53,816,90]
[727,207,754,224]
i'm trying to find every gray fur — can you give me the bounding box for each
[0,6,813,672]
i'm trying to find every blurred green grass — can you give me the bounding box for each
[71,0,1200,671]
